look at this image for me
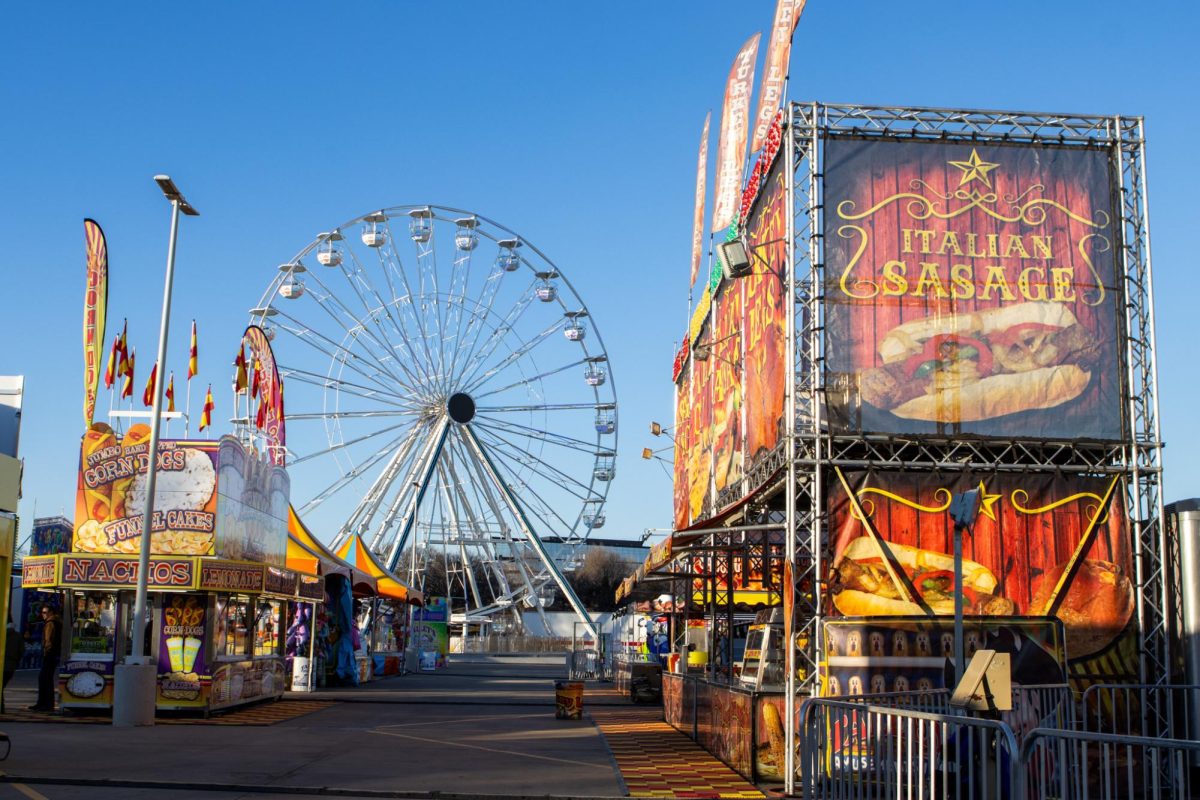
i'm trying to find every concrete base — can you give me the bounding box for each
[112,662,158,727]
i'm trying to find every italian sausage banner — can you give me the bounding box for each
[827,469,1134,668]
[823,138,1123,439]
[742,156,788,487]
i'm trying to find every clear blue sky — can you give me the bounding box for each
[3,1,1198,547]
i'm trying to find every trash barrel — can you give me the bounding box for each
[555,680,584,719]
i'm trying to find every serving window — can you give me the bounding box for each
[213,594,253,659]
[69,590,117,657]
[253,599,283,657]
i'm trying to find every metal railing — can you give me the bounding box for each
[457,635,574,654]
[1082,684,1200,741]
[1003,683,1078,741]
[798,698,1020,800]
[1021,727,1200,800]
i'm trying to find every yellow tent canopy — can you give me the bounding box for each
[334,533,423,605]
[287,505,378,596]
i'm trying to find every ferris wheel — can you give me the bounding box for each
[248,205,617,633]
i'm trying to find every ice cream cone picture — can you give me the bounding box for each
[182,637,202,673]
[167,636,185,673]
[81,423,118,521]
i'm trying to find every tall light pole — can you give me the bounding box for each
[113,175,198,727]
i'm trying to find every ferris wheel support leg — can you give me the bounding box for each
[461,425,597,641]
[385,418,452,572]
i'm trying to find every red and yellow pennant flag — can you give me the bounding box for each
[166,372,176,413]
[200,384,214,431]
[188,320,198,380]
[121,347,136,399]
[251,357,262,400]
[83,219,109,427]
[118,320,131,377]
[104,333,120,389]
[142,362,158,408]
[233,344,248,393]
[255,392,267,429]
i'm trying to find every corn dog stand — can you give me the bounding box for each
[24,427,319,714]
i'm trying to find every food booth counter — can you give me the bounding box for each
[21,553,320,713]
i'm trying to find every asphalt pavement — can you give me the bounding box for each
[0,655,629,799]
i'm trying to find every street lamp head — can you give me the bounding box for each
[154,174,199,216]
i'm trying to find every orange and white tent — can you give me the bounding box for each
[335,532,423,605]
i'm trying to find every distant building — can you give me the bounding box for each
[30,515,73,557]
[539,535,649,570]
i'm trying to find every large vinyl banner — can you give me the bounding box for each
[673,362,692,532]
[712,281,743,499]
[742,157,788,485]
[827,470,1135,675]
[688,340,713,525]
[824,139,1123,439]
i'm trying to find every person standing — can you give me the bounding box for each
[30,605,61,712]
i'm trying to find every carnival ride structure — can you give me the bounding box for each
[248,206,617,637]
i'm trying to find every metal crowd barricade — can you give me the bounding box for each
[1021,727,1200,800]
[822,688,953,714]
[1003,683,1078,741]
[1081,684,1200,741]
[798,698,1020,800]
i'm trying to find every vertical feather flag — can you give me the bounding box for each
[166,372,176,413]
[142,362,158,408]
[200,384,214,431]
[689,111,712,289]
[188,320,198,380]
[121,348,136,399]
[104,334,120,389]
[233,344,248,393]
[711,33,762,232]
[750,0,807,154]
[83,219,109,427]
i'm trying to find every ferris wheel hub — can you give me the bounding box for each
[447,392,476,424]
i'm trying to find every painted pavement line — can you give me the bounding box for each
[367,727,614,771]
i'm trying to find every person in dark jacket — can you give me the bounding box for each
[30,605,61,712]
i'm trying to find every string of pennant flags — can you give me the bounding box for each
[99,317,280,435]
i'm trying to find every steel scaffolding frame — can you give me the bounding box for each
[775,102,1165,793]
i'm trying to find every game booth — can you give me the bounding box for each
[285,509,420,686]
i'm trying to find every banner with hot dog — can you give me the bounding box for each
[824,138,1123,439]
[827,469,1134,669]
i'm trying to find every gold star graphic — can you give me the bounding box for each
[976,481,1002,521]
[948,148,1000,189]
